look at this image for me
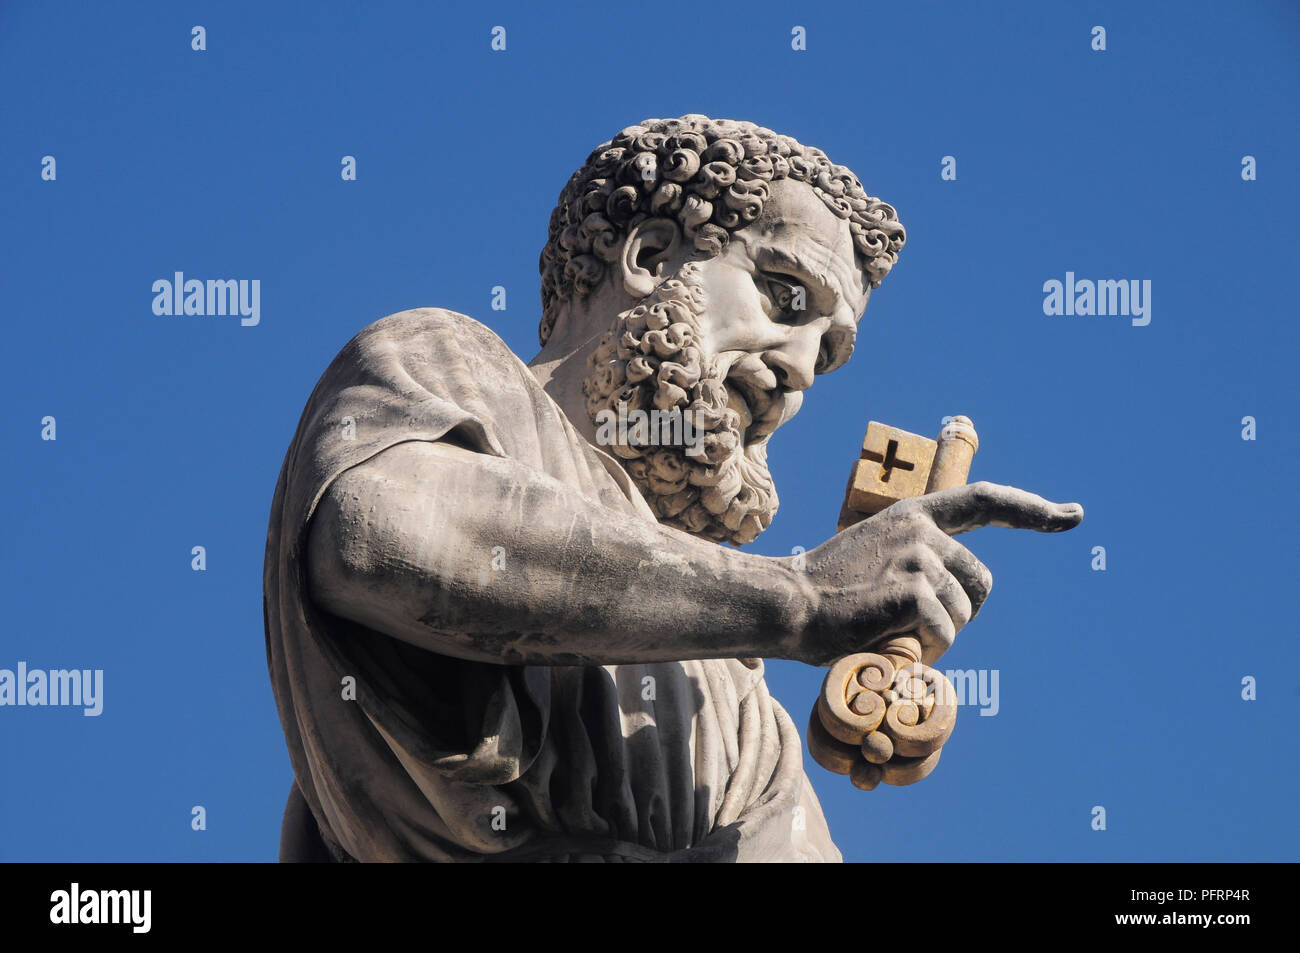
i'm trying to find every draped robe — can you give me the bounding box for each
[264,308,840,862]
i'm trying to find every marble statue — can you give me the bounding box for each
[263,115,1083,862]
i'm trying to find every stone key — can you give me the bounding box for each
[811,416,979,790]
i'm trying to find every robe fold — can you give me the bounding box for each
[264,308,840,862]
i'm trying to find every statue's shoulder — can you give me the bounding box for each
[350,307,519,361]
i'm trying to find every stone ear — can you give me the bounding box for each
[619,217,682,299]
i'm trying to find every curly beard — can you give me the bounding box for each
[582,262,780,545]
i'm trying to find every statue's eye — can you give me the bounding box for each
[761,274,804,322]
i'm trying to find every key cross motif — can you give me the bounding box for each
[862,438,916,483]
[837,421,938,531]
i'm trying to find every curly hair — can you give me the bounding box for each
[538,114,906,345]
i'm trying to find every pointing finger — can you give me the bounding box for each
[913,482,1084,536]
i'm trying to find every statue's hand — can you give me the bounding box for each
[799,482,1083,667]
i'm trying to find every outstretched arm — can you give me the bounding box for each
[306,440,813,666]
[306,440,1082,667]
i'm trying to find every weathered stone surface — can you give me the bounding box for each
[264,115,1082,863]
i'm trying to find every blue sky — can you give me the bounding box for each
[1,0,1296,861]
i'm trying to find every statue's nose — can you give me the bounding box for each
[761,327,822,392]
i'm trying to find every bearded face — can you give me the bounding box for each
[582,262,791,545]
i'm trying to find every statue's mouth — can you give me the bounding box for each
[726,368,798,443]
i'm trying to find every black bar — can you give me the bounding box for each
[1,862,1281,941]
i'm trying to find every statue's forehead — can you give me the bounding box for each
[751,178,847,242]
[738,178,867,312]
